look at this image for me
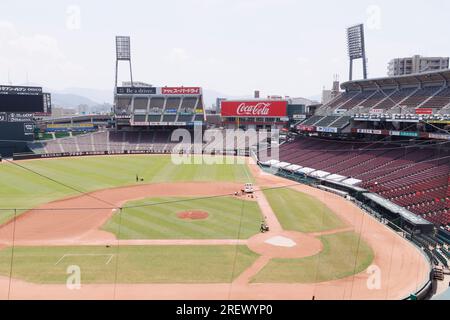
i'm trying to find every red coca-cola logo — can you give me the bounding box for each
[221,100,287,117]
[236,103,271,116]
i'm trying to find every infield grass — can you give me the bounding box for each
[251,231,374,283]
[263,188,346,233]
[0,245,259,284]
[102,196,263,239]
[0,155,252,224]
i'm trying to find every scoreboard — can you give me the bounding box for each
[0,85,51,115]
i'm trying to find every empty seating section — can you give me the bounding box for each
[133,97,148,110]
[299,116,350,130]
[148,115,162,122]
[278,137,450,225]
[422,87,450,108]
[162,115,177,122]
[375,87,417,109]
[133,115,146,122]
[319,84,450,114]
[339,90,377,110]
[165,98,181,111]
[137,131,154,150]
[177,114,195,122]
[194,114,204,121]
[153,131,171,150]
[180,98,197,112]
[119,96,205,124]
[329,116,350,129]
[327,91,358,108]
[359,89,395,108]
[401,87,441,108]
[313,116,339,127]
[149,98,165,112]
[29,131,186,155]
[300,116,323,126]
[116,97,132,115]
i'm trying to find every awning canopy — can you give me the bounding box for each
[363,193,432,226]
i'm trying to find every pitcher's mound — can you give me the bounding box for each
[177,211,209,220]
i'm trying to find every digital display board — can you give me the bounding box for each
[0,94,44,113]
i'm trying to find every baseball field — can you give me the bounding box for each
[0,155,431,300]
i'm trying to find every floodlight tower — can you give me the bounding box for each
[115,36,134,88]
[346,24,368,81]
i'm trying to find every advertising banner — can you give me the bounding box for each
[221,100,287,117]
[116,87,157,95]
[316,126,338,133]
[415,108,433,115]
[161,87,201,95]
[0,85,42,95]
[296,125,316,132]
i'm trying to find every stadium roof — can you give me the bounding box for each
[341,69,450,91]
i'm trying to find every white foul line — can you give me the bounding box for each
[55,254,115,266]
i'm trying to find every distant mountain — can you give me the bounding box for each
[58,87,113,105]
[50,93,101,109]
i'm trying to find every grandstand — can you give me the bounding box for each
[114,86,205,127]
[276,137,450,225]
[281,70,450,227]
[28,130,180,154]
[316,69,450,117]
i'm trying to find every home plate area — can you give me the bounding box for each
[264,236,297,248]
[247,231,323,259]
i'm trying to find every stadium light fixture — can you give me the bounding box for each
[116,36,131,61]
[115,36,133,87]
[347,24,368,81]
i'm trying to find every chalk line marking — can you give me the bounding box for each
[55,254,115,266]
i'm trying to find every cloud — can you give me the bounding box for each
[168,48,189,63]
[296,56,309,65]
[0,20,84,87]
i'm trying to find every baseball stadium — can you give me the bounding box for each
[0,32,449,301]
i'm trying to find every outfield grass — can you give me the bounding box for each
[251,232,374,283]
[0,155,252,224]
[263,188,346,233]
[0,245,259,284]
[102,196,263,239]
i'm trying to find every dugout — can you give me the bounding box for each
[362,193,434,234]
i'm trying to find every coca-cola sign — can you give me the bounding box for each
[221,100,287,117]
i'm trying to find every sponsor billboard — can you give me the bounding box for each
[221,100,287,117]
[426,120,450,124]
[116,87,157,95]
[0,85,42,95]
[355,129,385,135]
[23,122,35,135]
[316,126,338,133]
[161,87,201,95]
[8,113,35,122]
[293,114,307,120]
[164,109,178,114]
[416,108,433,115]
[390,131,419,137]
[46,123,96,132]
[296,125,316,132]
[428,133,450,140]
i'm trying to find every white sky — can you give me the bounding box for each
[0,0,449,97]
